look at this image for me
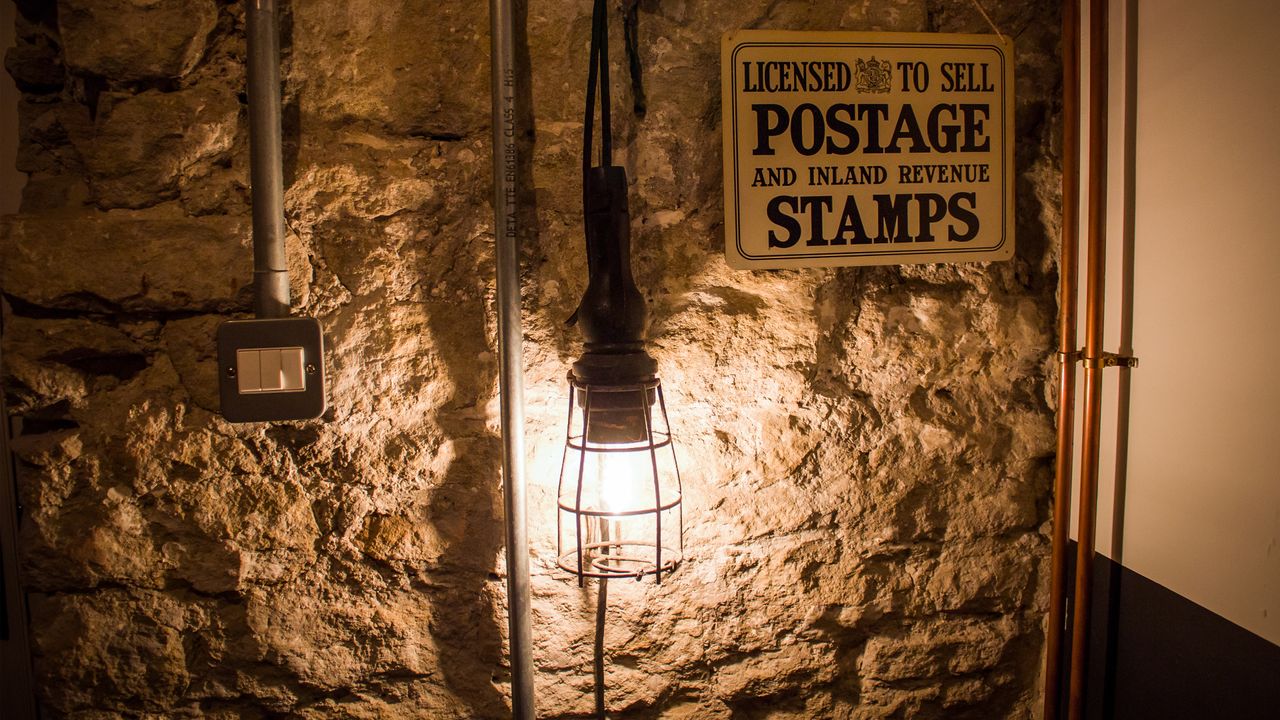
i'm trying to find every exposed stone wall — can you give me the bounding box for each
[1,0,1062,717]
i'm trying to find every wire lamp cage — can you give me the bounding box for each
[557,0,683,585]
[556,376,683,584]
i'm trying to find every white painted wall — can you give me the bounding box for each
[1072,0,1280,646]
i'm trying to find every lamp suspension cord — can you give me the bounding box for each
[583,0,612,179]
[583,0,647,165]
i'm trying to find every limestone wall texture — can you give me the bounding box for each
[1,0,1063,717]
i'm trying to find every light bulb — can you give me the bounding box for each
[591,444,656,515]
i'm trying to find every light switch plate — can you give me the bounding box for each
[217,317,326,423]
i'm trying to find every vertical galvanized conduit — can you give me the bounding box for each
[245,0,290,319]
[1044,1,1081,717]
[1068,0,1109,717]
[489,0,536,717]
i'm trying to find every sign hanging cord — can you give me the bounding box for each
[969,0,1008,44]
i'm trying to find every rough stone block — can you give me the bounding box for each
[0,212,251,312]
[6,15,65,91]
[82,86,240,209]
[290,0,488,135]
[57,0,218,82]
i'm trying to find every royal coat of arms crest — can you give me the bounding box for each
[855,56,893,93]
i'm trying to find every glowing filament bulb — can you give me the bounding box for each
[592,445,655,515]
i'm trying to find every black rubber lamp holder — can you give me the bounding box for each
[567,0,656,433]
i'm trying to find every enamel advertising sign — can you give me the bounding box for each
[721,31,1015,269]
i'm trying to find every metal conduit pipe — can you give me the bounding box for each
[245,0,290,319]
[488,0,536,717]
[1068,0,1109,717]
[1044,1,1081,717]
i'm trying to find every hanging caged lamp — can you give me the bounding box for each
[556,0,683,585]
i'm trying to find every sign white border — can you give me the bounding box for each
[721,31,1016,270]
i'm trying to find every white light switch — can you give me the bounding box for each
[237,349,262,393]
[236,347,306,394]
[280,347,305,391]
[259,349,283,391]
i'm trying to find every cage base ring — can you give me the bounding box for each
[556,541,682,581]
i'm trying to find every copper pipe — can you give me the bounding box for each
[1043,1,1081,717]
[1067,0,1109,717]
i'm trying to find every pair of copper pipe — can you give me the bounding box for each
[1045,0,1111,718]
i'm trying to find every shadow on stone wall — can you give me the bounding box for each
[421,305,505,718]
[417,5,543,713]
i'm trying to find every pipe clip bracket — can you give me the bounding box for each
[1057,349,1083,365]
[1083,351,1139,370]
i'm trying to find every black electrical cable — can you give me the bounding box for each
[594,564,609,719]
[622,0,646,117]
[583,0,612,179]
